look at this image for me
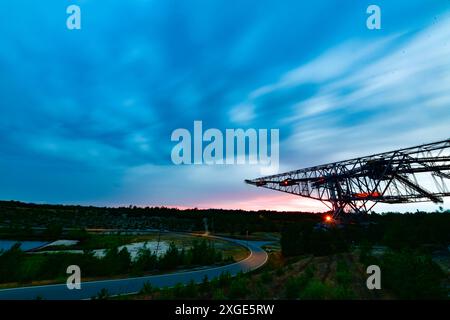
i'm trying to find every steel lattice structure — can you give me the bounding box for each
[245,139,450,219]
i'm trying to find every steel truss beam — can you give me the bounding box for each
[245,139,450,219]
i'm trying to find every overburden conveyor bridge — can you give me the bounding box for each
[246,139,450,219]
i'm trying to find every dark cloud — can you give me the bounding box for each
[0,0,448,211]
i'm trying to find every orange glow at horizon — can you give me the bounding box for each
[161,194,329,213]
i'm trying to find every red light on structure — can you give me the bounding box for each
[355,191,381,199]
[325,215,332,222]
[279,179,296,187]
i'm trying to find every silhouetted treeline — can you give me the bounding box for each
[0,200,320,236]
[281,222,349,256]
[1,201,449,245]
[281,211,450,257]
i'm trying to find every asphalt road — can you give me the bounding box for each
[0,236,269,300]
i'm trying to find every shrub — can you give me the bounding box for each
[184,280,199,299]
[93,288,110,300]
[255,282,268,300]
[212,288,226,300]
[380,250,446,299]
[133,247,157,274]
[139,281,153,295]
[0,243,25,283]
[281,223,349,257]
[261,271,273,283]
[275,268,285,276]
[217,272,232,287]
[228,278,250,299]
[330,285,355,300]
[284,266,314,299]
[299,280,329,300]
[172,283,185,299]
[285,277,301,299]
[335,261,352,286]
[200,275,210,295]
[159,242,182,270]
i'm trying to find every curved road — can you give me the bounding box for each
[0,236,269,300]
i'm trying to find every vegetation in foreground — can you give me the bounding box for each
[280,220,449,299]
[116,246,447,300]
[115,217,449,300]
[0,238,230,285]
[0,201,449,299]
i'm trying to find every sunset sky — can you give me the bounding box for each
[0,0,449,212]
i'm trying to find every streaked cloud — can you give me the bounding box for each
[0,0,449,212]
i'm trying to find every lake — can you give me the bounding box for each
[0,240,48,251]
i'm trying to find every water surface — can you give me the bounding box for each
[0,240,48,251]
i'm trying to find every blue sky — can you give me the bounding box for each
[0,0,449,211]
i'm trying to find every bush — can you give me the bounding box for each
[156,287,174,300]
[330,285,355,300]
[102,247,131,275]
[281,222,314,256]
[67,228,90,241]
[358,241,373,264]
[17,255,47,283]
[139,281,153,295]
[44,223,62,239]
[93,288,110,300]
[284,266,314,299]
[200,275,210,295]
[285,277,301,299]
[228,278,249,299]
[335,261,352,287]
[159,242,182,270]
[172,283,185,299]
[133,247,157,274]
[281,223,349,257]
[217,272,232,287]
[275,268,285,276]
[299,279,329,300]
[380,250,446,299]
[261,271,273,283]
[212,288,226,300]
[254,282,268,300]
[190,239,214,265]
[0,243,26,282]
[184,280,199,299]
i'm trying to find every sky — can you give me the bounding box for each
[0,0,449,212]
